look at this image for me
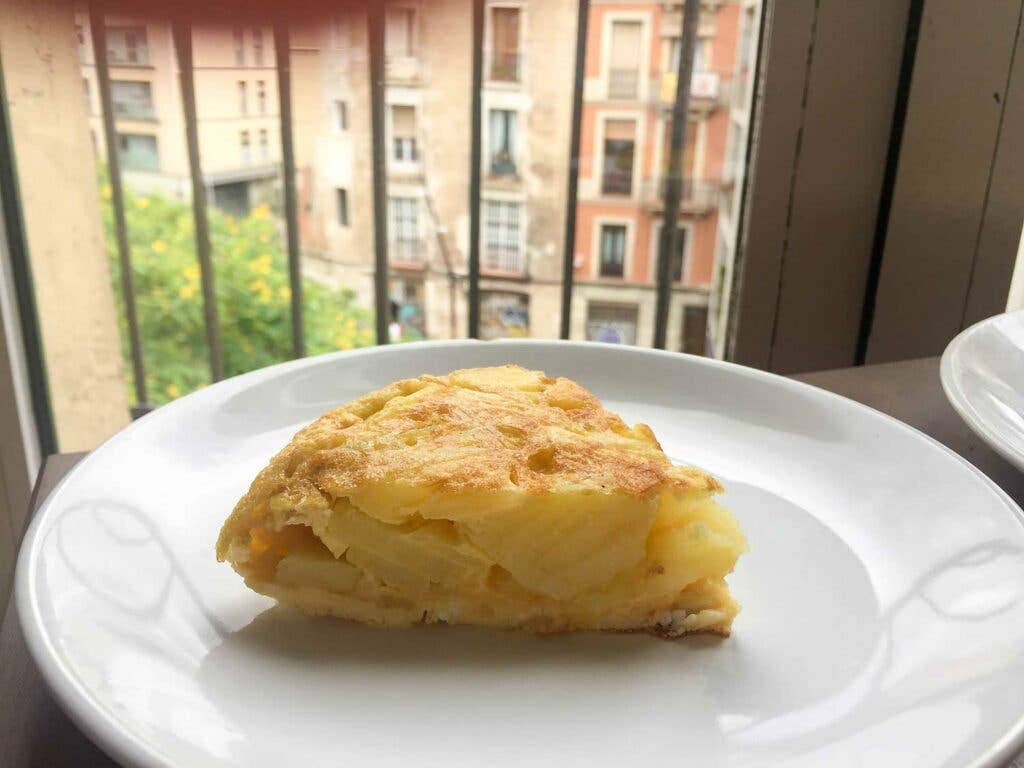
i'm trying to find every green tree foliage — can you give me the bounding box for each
[100,181,375,405]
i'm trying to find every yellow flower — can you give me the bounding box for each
[150,239,167,253]
[165,383,181,399]
[278,286,291,300]
[179,284,196,299]
[248,279,269,295]
[135,197,150,210]
[183,265,200,281]
[228,220,240,234]
[249,253,273,275]
[259,234,271,244]
[251,203,271,220]
[101,184,112,201]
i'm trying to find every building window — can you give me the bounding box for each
[669,36,710,74]
[336,188,349,226]
[117,133,159,171]
[489,7,521,82]
[388,197,420,262]
[601,120,635,195]
[385,7,415,58]
[598,224,627,278]
[240,130,251,164]
[238,81,248,115]
[253,28,264,66]
[488,109,517,175]
[390,105,417,163]
[586,302,638,345]
[256,80,266,114]
[335,100,348,131]
[480,291,529,340]
[608,20,642,99]
[110,80,154,119]
[82,78,90,114]
[483,201,523,273]
[259,129,269,160]
[233,27,245,66]
[106,26,148,66]
[682,305,708,355]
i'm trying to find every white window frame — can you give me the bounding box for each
[484,1,526,89]
[480,193,528,273]
[600,11,651,103]
[595,111,644,202]
[385,94,422,174]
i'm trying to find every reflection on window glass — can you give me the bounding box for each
[111,80,153,119]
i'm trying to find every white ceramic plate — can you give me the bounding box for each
[18,341,1024,768]
[942,310,1024,472]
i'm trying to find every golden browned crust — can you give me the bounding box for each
[218,365,721,561]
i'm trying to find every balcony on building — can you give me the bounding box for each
[388,239,426,269]
[640,175,720,214]
[608,68,641,100]
[658,70,730,113]
[489,51,521,84]
[482,246,526,278]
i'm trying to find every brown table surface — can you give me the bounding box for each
[3,356,1024,767]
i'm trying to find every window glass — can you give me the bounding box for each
[490,7,521,82]
[483,201,523,273]
[599,224,626,277]
[586,302,638,344]
[489,109,517,174]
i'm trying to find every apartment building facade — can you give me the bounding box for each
[291,0,576,341]
[77,14,282,217]
[571,0,739,353]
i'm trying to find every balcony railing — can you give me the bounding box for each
[483,247,526,275]
[659,71,731,109]
[640,176,721,211]
[112,101,154,120]
[389,239,425,265]
[608,68,640,100]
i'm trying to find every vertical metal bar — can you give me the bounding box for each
[273,20,305,358]
[467,0,485,338]
[368,4,390,345]
[560,0,590,340]
[90,2,151,414]
[172,21,225,381]
[0,47,57,453]
[653,0,700,350]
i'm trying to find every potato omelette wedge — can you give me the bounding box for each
[217,365,747,636]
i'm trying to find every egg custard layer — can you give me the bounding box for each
[217,365,747,636]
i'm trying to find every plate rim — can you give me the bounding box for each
[941,309,1024,472]
[16,338,1024,768]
